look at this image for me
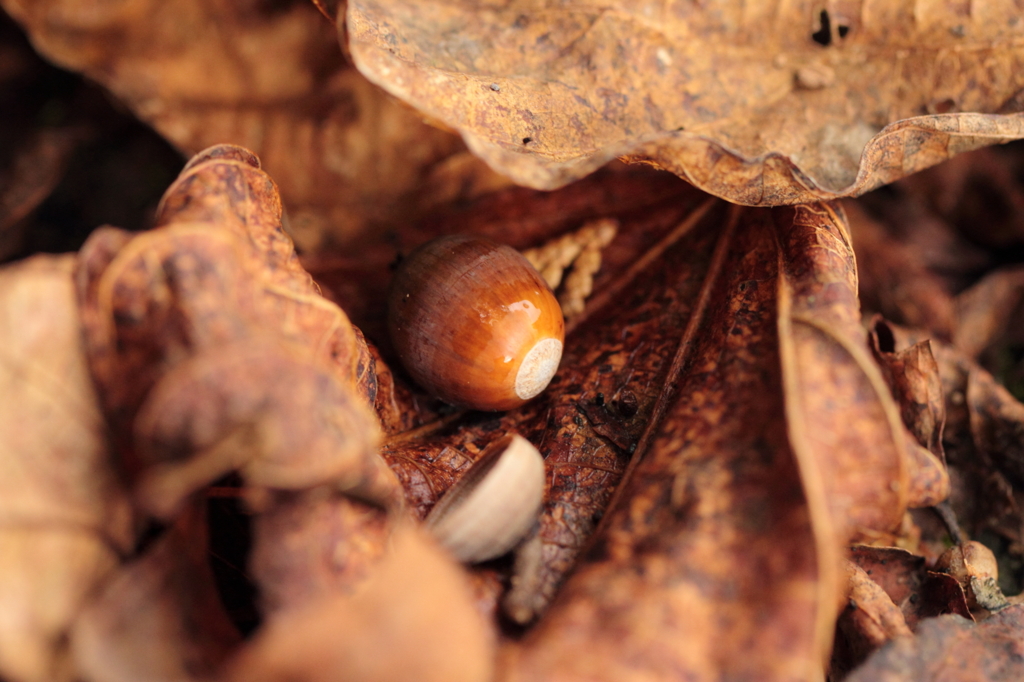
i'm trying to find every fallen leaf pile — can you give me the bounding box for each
[2,1,1024,681]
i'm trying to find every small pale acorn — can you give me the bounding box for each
[387,234,564,411]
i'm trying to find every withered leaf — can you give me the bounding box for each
[833,561,912,676]
[869,336,947,462]
[849,545,973,632]
[470,201,927,681]
[75,145,396,519]
[225,522,494,682]
[846,604,1024,682]
[0,255,132,682]
[70,504,240,682]
[954,266,1024,360]
[348,1,1024,203]
[849,545,926,610]
[249,487,389,614]
[868,332,950,508]
[846,199,956,339]
[381,188,721,623]
[881,319,1024,551]
[0,0,485,252]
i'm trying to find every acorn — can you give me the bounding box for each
[388,234,565,411]
[425,434,546,563]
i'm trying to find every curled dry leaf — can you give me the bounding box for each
[849,546,926,610]
[383,198,946,657]
[389,200,927,681]
[225,521,494,682]
[846,604,1024,682]
[75,145,396,518]
[248,487,390,615]
[868,333,950,509]
[881,319,1024,552]
[70,503,240,682]
[0,0,488,252]
[848,545,974,632]
[833,561,912,675]
[869,336,947,462]
[0,255,133,682]
[347,0,1024,204]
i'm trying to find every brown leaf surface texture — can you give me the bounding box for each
[75,145,396,519]
[382,189,721,623]
[225,521,494,682]
[882,320,1024,555]
[0,0,490,251]
[834,561,913,674]
[70,504,241,682]
[846,604,1024,682]
[848,545,973,631]
[0,255,132,682]
[868,335,951,509]
[347,1,1024,204]
[481,202,918,681]
[249,487,390,614]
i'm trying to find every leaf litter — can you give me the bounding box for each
[2,1,1024,680]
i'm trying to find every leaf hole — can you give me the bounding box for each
[929,98,957,114]
[522,137,533,145]
[837,24,850,38]
[873,319,896,354]
[811,9,832,46]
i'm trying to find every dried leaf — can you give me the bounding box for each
[848,545,972,631]
[0,0,479,252]
[249,487,389,614]
[869,337,947,462]
[833,561,912,676]
[382,189,722,623]
[868,334,950,508]
[75,145,396,518]
[347,1,1024,203]
[881,319,1024,551]
[0,254,132,682]
[846,199,956,339]
[846,604,1024,682]
[954,266,1024,360]
[225,522,494,682]
[70,504,241,682]
[849,546,926,609]
[486,202,917,681]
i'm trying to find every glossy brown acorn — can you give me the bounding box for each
[387,235,565,411]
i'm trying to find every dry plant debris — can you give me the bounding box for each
[2,1,1024,681]
[346,0,1024,203]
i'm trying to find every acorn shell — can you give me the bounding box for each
[387,234,564,411]
[425,434,545,563]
